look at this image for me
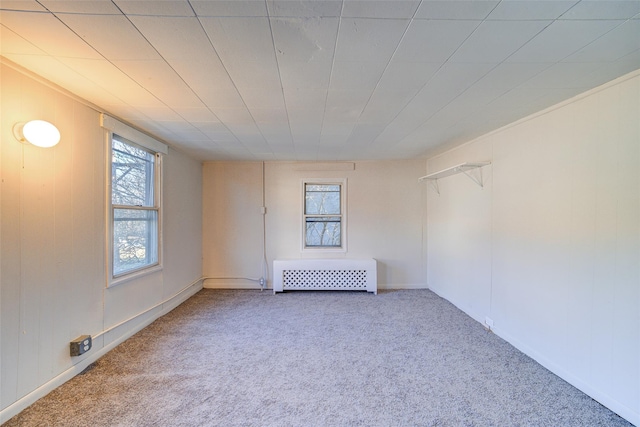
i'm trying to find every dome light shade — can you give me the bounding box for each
[13,120,60,148]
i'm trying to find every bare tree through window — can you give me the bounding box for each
[304,184,342,247]
[111,136,159,276]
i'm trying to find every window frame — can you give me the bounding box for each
[301,178,347,253]
[106,132,163,287]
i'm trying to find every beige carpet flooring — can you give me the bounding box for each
[4,289,633,426]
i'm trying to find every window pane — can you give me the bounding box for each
[113,209,158,275]
[305,217,341,247]
[305,184,340,215]
[112,136,155,207]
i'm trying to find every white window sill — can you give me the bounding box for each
[108,264,163,288]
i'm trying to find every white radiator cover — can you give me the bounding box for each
[273,259,377,294]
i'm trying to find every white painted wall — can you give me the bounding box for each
[426,70,640,426]
[203,160,427,290]
[0,62,203,422]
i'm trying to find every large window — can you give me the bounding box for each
[303,180,346,250]
[110,135,161,278]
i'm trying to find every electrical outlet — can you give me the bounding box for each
[70,335,92,357]
[485,317,494,329]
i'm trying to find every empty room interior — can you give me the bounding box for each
[1,0,639,425]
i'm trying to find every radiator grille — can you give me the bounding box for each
[273,259,377,294]
[283,269,368,290]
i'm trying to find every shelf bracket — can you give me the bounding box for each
[418,161,490,194]
[461,167,484,188]
[429,179,440,195]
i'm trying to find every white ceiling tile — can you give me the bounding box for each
[267,0,342,17]
[0,10,101,59]
[192,121,233,134]
[256,122,292,137]
[376,62,440,92]
[487,1,576,20]
[415,1,499,19]
[335,18,409,62]
[287,108,325,125]
[0,25,46,55]
[200,17,275,63]
[191,1,268,17]
[3,0,638,161]
[134,106,183,121]
[58,57,152,97]
[474,62,551,89]
[214,108,256,125]
[449,20,551,63]
[409,62,497,112]
[279,61,332,90]
[113,0,195,17]
[373,112,425,144]
[569,60,640,88]
[229,127,268,145]
[561,0,640,19]
[271,17,338,64]
[584,49,640,82]
[283,88,328,109]
[427,86,508,125]
[196,87,246,109]
[342,1,421,18]
[323,107,361,124]
[149,85,205,108]
[3,53,126,106]
[325,90,371,114]
[39,0,122,14]
[167,128,208,140]
[223,60,281,90]
[507,20,623,63]
[3,53,100,99]
[250,108,289,124]
[564,19,640,62]
[126,16,213,60]
[112,59,185,89]
[238,88,286,109]
[0,1,46,11]
[199,130,239,143]
[329,61,387,91]
[172,107,219,122]
[321,123,356,137]
[357,104,403,124]
[56,14,160,60]
[519,62,613,89]
[347,123,388,143]
[484,87,579,120]
[393,19,480,63]
[170,57,236,92]
[101,105,154,122]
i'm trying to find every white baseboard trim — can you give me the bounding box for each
[377,283,429,290]
[491,325,639,427]
[0,278,203,424]
[202,281,429,291]
[203,279,262,289]
[428,287,639,427]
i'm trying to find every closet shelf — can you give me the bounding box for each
[419,162,491,194]
[419,162,490,182]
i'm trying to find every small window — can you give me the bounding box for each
[110,135,161,278]
[303,180,346,250]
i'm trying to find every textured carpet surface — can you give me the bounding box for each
[4,289,633,427]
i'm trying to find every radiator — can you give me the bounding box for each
[273,259,377,294]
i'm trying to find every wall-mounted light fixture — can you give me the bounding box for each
[13,120,60,148]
